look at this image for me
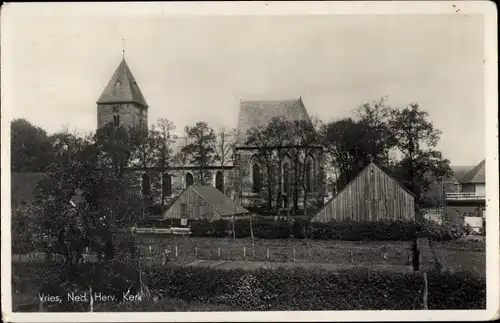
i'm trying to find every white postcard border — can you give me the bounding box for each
[1,1,498,322]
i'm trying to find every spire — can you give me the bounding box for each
[122,38,125,60]
[96,58,148,108]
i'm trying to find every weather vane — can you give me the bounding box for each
[122,38,125,59]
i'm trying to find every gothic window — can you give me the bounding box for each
[162,173,172,197]
[215,170,224,192]
[141,173,151,197]
[305,159,314,193]
[283,162,290,194]
[252,163,261,193]
[185,172,194,188]
[113,115,120,127]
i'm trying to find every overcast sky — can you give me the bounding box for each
[3,7,485,166]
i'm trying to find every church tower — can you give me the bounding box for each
[96,58,148,130]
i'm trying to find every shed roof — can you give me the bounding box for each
[190,185,249,216]
[97,58,148,108]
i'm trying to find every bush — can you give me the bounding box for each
[187,218,469,241]
[13,262,485,311]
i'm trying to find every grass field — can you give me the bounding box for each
[137,235,414,266]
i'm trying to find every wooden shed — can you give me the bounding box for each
[311,162,415,223]
[163,185,250,221]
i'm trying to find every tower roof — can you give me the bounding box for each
[97,58,148,108]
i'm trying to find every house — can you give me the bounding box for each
[311,162,415,223]
[444,159,486,230]
[163,185,250,223]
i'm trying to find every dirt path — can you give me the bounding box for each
[184,259,414,272]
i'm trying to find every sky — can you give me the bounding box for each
[2,5,486,166]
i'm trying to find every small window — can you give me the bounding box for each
[141,173,151,197]
[215,170,224,192]
[181,218,188,226]
[252,164,261,193]
[113,115,120,127]
[162,173,172,197]
[185,173,194,188]
[283,163,290,194]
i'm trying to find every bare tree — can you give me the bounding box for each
[213,127,237,195]
[151,119,177,209]
[182,122,216,185]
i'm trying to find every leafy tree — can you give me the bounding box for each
[11,118,51,172]
[389,103,452,213]
[321,98,398,193]
[37,128,142,268]
[182,121,216,185]
[93,123,134,178]
[320,118,370,191]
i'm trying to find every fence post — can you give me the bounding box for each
[423,273,428,310]
[195,247,198,258]
[218,247,221,258]
[89,286,93,312]
[350,251,354,264]
[243,246,246,258]
[293,248,296,262]
[175,245,178,258]
[266,248,270,260]
[149,245,152,256]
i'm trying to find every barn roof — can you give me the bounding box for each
[190,185,249,216]
[311,162,415,222]
[97,58,148,108]
[11,172,46,204]
[236,97,312,145]
[460,159,485,184]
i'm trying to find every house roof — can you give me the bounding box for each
[460,159,485,184]
[236,97,312,145]
[190,185,249,216]
[97,58,148,108]
[11,172,46,204]
[450,165,476,183]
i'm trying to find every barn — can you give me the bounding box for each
[311,162,415,223]
[163,185,250,222]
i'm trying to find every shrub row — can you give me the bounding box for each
[189,219,470,241]
[13,262,485,310]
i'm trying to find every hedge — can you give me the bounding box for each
[12,262,485,311]
[188,218,470,241]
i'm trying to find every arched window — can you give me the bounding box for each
[215,170,224,192]
[283,163,290,194]
[305,159,314,193]
[141,173,151,197]
[185,172,194,188]
[162,173,172,197]
[252,163,261,193]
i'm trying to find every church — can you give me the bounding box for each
[96,57,327,217]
